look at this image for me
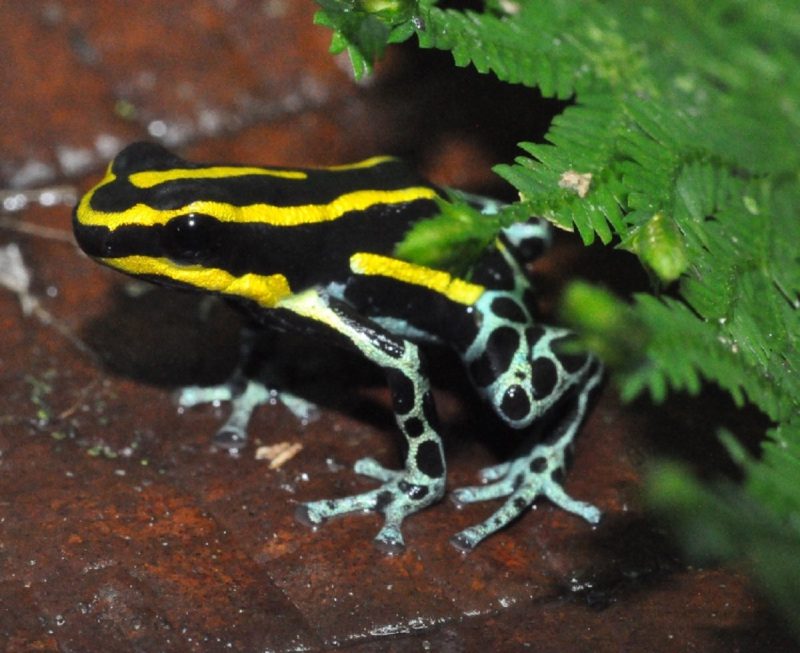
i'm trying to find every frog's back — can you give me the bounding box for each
[73,142,444,299]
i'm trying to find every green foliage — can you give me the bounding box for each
[394,194,529,277]
[314,0,424,78]
[623,212,688,283]
[314,0,800,636]
[560,282,648,372]
[647,433,800,630]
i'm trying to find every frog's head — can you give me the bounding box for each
[72,142,294,308]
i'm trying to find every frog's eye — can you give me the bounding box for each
[162,213,221,264]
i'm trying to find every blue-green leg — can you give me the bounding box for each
[451,364,603,552]
[176,328,316,449]
[279,289,447,553]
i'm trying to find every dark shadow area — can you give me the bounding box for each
[554,513,798,650]
[628,386,769,481]
[558,513,683,610]
[82,284,243,387]
[372,43,570,194]
[80,283,380,410]
[711,612,800,653]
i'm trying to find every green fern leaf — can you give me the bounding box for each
[314,1,800,629]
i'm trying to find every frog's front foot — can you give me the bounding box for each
[177,379,317,450]
[450,442,600,552]
[296,457,445,553]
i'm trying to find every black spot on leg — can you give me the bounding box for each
[551,335,590,374]
[333,305,406,359]
[489,327,520,371]
[398,480,430,501]
[374,334,405,359]
[374,490,394,512]
[525,325,546,347]
[529,456,547,473]
[502,227,547,263]
[513,497,528,512]
[522,289,538,313]
[384,368,415,415]
[403,417,424,438]
[415,440,444,478]
[421,391,439,430]
[501,385,531,421]
[519,238,545,262]
[490,297,527,323]
[532,357,558,399]
[469,327,521,387]
[469,354,495,387]
[470,249,516,289]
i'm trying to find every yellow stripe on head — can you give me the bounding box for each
[79,186,439,231]
[101,256,292,308]
[350,253,484,306]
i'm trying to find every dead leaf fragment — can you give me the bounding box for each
[255,441,304,469]
[558,170,592,198]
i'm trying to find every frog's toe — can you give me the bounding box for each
[374,523,406,554]
[278,392,319,422]
[213,426,249,450]
[297,491,407,552]
[477,461,511,483]
[543,483,601,524]
[295,500,346,529]
[449,445,601,551]
[176,383,235,407]
[450,483,601,551]
[353,456,402,483]
[451,480,513,507]
[298,490,381,525]
[297,474,444,551]
[449,526,487,553]
[294,502,323,528]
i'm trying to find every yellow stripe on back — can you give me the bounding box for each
[102,256,292,308]
[350,253,484,306]
[129,166,308,188]
[129,157,396,185]
[325,156,397,171]
[80,186,438,231]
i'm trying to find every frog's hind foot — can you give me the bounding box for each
[449,442,600,552]
[296,456,445,554]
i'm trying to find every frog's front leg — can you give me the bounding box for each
[177,328,316,449]
[278,289,446,553]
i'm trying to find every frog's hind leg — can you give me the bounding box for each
[278,288,447,553]
[451,361,603,552]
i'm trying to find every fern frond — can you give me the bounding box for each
[313,1,800,630]
[623,294,792,416]
[416,4,603,97]
[314,0,425,77]
[647,455,800,637]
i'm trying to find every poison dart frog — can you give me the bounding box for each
[73,142,603,552]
